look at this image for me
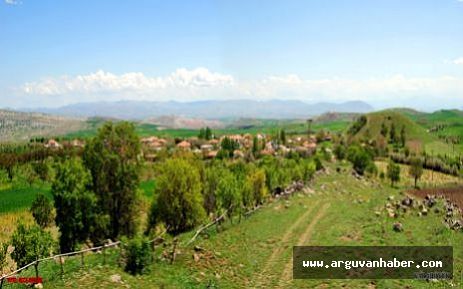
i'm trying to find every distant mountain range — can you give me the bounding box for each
[29,100,374,120]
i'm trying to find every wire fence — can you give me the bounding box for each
[0,230,167,289]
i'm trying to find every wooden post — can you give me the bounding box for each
[103,244,106,265]
[34,261,39,278]
[170,239,178,264]
[60,256,64,276]
[81,252,85,267]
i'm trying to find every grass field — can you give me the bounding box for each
[62,117,351,141]
[7,162,461,288]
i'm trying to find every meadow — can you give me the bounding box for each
[5,162,461,289]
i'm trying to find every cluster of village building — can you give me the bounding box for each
[140,132,328,160]
[42,131,331,161]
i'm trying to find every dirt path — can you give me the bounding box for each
[252,200,321,288]
[278,202,331,287]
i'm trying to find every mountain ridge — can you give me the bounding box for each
[26,99,374,120]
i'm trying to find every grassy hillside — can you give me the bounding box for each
[9,162,461,288]
[0,110,86,143]
[349,110,459,155]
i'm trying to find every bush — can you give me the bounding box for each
[121,235,152,275]
[10,223,53,268]
[245,168,268,207]
[30,193,54,228]
[346,145,373,175]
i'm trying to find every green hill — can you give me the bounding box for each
[347,110,459,154]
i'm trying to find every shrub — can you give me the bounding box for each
[121,235,152,275]
[10,223,53,268]
[346,145,373,175]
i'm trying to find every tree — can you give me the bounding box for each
[205,127,212,140]
[252,136,259,157]
[280,129,286,145]
[32,161,50,182]
[198,128,205,139]
[202,163,227,215]
[409,157,423,188]
[10,223,53,277]
[152,158,206,234]
[389,123,397,144]
[215,169,241,219]
[346,145,373,175]
[219,137,239,158]
[30,193,54,228]
[387,160,401,187]
[83,122,141,239]
[400,126,406,147]
[245,168,268,207]
[52,158,107,252]
[380,122,388,138]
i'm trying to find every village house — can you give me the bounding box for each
[44,139,61,149]
[205,150,218,159]
[176,140,191,150]
[200,144,213,153]
[141,136,167,150]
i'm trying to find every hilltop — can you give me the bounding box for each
[346,109,458,154]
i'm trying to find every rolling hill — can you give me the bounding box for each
[0,110,86,142]
[347,110,458,154]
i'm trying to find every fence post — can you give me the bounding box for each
[60,256,64,276]
[81,252,84,267]
[34,260,39,278]
[171,238,178,264]
[103,244,106,265]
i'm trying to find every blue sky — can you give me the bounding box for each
[1,0,463,110]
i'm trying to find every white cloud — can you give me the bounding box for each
[22,68,234,96]
[16,68,463,110]
[453,57,463,65]
[4,0,20,5]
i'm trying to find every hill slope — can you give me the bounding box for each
[0,110,86,142]
[347,110,458,154]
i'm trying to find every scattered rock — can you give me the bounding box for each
[110,274,122,283]
[193,252,200,262]
[34,283,43,289]
[421,208,428,216]
[393,222,403,232]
